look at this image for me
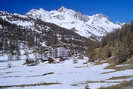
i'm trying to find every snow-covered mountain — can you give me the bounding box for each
[26,6,121,39]
[0,7,122,40]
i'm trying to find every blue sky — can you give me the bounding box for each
[0,0,132,22]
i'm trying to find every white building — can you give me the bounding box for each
[56,47,69,57]
[47,41,70,58]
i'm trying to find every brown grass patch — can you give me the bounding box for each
[99,80,133,89]
[0,82,61,88]
[107,75,133,80]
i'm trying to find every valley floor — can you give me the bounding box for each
[0,58,133,89]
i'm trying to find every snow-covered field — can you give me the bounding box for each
[0,58,133,89]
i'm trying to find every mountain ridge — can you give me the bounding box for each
[26,7,121,39]
[0,7,122,40]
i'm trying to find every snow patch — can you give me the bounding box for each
[10,21,34,28]
[0,59,132,89]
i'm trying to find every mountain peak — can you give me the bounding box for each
[27,8,48,14]
[57,6,68,12]
[57,6,75,14]
[26,8,49,19]
[92,13,107,19]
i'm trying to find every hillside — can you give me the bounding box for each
[88,22,133,64]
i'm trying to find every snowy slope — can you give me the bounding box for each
[0,11,34,29]
[26,6,121,39]
[0,58,133,89]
